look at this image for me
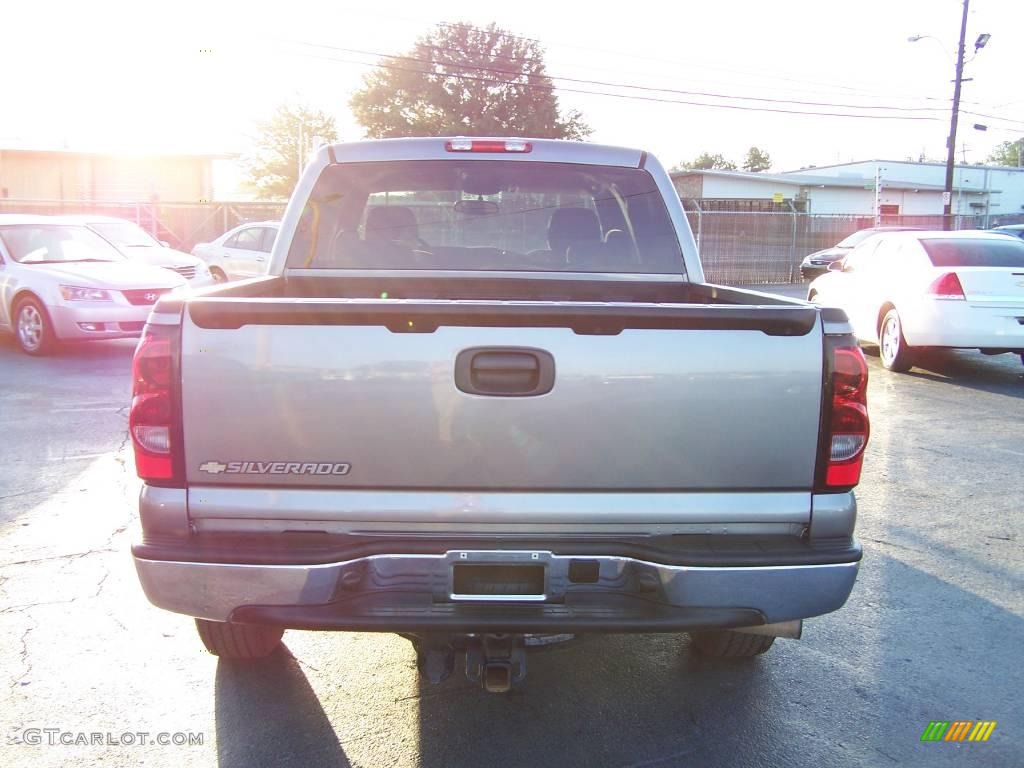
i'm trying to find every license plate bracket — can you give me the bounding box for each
[447,552,551,601]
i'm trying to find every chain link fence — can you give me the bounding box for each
[1,199,1019,284]
[0,199,287,253]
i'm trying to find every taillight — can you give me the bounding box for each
[130,324,182,484]
[927,272,965,300]
[445,138,532,153]
[819,344,870,490]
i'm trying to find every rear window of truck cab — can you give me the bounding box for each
[285,161,685,274]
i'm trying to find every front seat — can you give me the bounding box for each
[547,208,603,260]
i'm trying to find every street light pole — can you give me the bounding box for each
[943,0,970,230]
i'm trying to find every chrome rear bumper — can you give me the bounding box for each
[134,549,859,630]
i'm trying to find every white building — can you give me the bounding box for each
[671,161,1024,223]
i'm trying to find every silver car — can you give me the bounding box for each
[191,221,279,281]
[57,215,216,287]
[0,215,186,355]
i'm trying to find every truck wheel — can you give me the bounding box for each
[14,296,57,356]
[689,629,775,657]
[879,309,914,372]
[195,619,283,659]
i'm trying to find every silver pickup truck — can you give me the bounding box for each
[130,138,869,692]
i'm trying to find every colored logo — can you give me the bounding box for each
[921,721,997,742]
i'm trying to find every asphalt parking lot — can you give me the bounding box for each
[1,302,1022,768]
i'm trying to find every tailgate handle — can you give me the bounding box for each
[455,347,555,397]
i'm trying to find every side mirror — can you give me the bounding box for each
[828,259,846,272]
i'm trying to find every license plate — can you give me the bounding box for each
[451,564,546,599]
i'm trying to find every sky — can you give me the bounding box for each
[2,0,1022,179]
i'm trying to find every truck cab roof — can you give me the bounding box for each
[323,137,647,169]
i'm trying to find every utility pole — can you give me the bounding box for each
[943,0,970,231]
[874,166,883,227]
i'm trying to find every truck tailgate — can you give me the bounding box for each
[180,299,823,491]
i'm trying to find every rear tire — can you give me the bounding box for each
[879,309,914,372]
[195,619,283,659]
[13,296,57,356]
[690,629,775,657]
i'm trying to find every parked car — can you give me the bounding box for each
[57,215,216,287]
[799,226,923,281]
[807,230,1024,371]
[0,215,187,355]
[191,221,279,281]
[131,137,869,692]
[989,224,1024,241]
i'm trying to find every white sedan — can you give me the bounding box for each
[808,230,1024,371]
[57,215,216,287]
[191,221,279,281]
[0,215,186,355]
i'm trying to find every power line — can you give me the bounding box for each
[420,37,978,108]
[426,21,993,107]
[423,20,1008,112]
[286,42,948,122]
[961,110,1024,128]
[291,48,948,122]
[297,40,956,115]
[277,14,1013,113]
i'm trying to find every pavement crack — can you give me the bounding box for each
[282,648,322,673]
[101,522,133,551]
[116,429,130,456]
[93,567,111,599]
[1,597,80,615]
[393,684,475,703]
[861,537,926,555]
[10,615,37,689]
[874,747,899,763]
[293,657,321,673]
[0,548,119,569]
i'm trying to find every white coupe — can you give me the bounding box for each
[808,230,1024,371]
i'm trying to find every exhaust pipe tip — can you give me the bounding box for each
[734,620,803,639]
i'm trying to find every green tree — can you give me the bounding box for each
[676,152,737,171]
[742,146,772,172]
[986,139,1022,167]
[350,22,589,140]
[247,104,338,200]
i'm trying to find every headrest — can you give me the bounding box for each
[548,208,601,253]
[365,206,418,242]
